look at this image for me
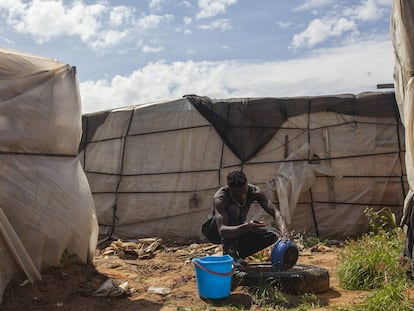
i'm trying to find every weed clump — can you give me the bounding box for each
[337,228,404,290]
[248,285,319,310]
[337,207,412,310]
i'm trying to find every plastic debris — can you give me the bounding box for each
[93,279,128,297]
[148,286,171,295]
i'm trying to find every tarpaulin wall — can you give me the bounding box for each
[80,92,406,241]
[391,0,414,270]
[0,47,98,303]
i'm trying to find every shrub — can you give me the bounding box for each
[336,207,413,310]
[248,284,319,310]
[337,280,411,311]
[337,228,405,290]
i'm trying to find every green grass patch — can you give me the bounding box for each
[336,207,413,310]
[337,228,405,290]
[295,232,328,249]
[336,280,412,311]
[247,285,320,310]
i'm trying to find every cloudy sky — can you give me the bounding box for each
[1,0,394,114]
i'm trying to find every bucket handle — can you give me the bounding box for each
[193,260,235,277]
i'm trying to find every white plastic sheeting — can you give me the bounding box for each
[392,0,414,224]
[266,143,341,227]
[81,92,405,241]
[0,47,98,303]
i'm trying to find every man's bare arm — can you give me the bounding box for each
[269,200,289,238]
[255,191,289,237]
[215,198,267,238]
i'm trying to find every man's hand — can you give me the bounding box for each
[248,220,268,233]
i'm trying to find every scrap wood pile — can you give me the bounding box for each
[99,238,222,261]
[101,238,163,260]
[98,237,336,262]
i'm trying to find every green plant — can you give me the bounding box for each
[338,207,404,290]
[248,284,320,310]
[175,306,217,311]
[364,207,397,233]
[337,228,405,290]
[295,232,328,249]
[336,207,413,310]
[335,280,412,311]
[59,249,79,266]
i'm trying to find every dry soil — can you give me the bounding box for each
[0,238,376,310]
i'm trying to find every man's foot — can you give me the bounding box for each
[224,249,248,268]
[233,257,248,268]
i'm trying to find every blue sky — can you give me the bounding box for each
[0,0,393,113]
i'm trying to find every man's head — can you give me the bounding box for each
[227,171,248,204]
[227,171,247,187]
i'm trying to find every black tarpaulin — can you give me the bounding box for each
[186,93,399,162]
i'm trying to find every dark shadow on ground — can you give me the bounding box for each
[317,287,342,306]
[203,293,254,309]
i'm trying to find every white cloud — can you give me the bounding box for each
[351,0,389,22]
[149,0,163,11]
[292,1,391,50]
[80,39,393,114]
[291,17,356,49]
[136,14,174,30]
[90,29,130,50]
[0,0,172,50]
[183,16,192,25]
[295,0,334,11]
[196,0,237,20]
[6,1,107,43]
[198,18,231,31]
[179,1,192,8]
[109,6,134,27]
[142,44,164,53]
[176,17,192,34]
[277,21,292,29]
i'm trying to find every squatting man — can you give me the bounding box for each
[212,170,289,265]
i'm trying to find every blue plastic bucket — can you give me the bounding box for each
[192,255,234,299]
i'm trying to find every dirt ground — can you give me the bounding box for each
[0,237,374,310]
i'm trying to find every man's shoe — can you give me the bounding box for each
[233,257,248,268]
